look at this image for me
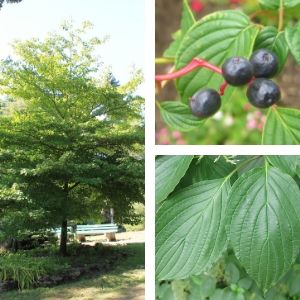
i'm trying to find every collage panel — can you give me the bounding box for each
[155,0,300,145]
[156,155,300,299]
[0,0,145,299]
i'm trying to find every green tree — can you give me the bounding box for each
[0,21,144,255]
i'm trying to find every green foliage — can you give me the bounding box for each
[156,178,230,280]
[259,0,300,10]
[175,10,259,104]
[0,242,127,290]
[0,252,69,289]
[267,155,300,176]
[156,0,300,144]
[156,155,300,295]
[1,243,144,298]
[263,107,300,144]
[163,0,195,58]
[155,156,193,204]
[158,101,204,132]
[0,21,144,251]
[179,156,236,186]
[254,26,288,73]
[226,165,300,292]
[157,250,300,299]
[285,21,300,65]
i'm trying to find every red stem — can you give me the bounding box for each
[219,81,228,96]
[155,58,223,82]
[155,57,235,97]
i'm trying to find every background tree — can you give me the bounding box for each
[0,0,23,9]
[0,21,144,255]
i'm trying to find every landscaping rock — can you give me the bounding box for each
[0,280,17,292]
[49,275,63,284]
[38,280,53,288]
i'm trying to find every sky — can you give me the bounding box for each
[0,0,145,95]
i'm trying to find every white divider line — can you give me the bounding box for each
[145,0,155,299]
[155,145,300,156]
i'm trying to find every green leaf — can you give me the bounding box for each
[226,166,300,292]
[267,155,300,176]
[155,156,193,204]
[180,0,196,35]
[159,101,204,132]
[164,0,195,58]
[172,280,189,300]
[211,289,245,300]
[225,262,240,283]
[236,156,265,176]
[238,277,253,290]
[262,107,300,144]
[254,26,289,73]
[175,10,259,103]
[285,22,300,65]
[259,0,300,9]
[156,178,230,280]
[289,273,300,295]
[164,31,183,59]
[179,156,235,188]
[197,156,236,180]
[191,275,216,297]
[156,281,174,300]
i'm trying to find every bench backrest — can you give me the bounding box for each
[76,224,118,234]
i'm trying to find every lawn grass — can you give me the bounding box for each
[124,223,145,232]
[0,243,145,300]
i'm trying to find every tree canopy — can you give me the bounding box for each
[0,21,145,255]
[0,0,23,9]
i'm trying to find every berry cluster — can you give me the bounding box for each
[190,49,281,118]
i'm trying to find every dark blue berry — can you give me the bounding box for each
[250,49,278,78]
[247,78,281,108]
[222,57,253,86]
[189,89,221,118]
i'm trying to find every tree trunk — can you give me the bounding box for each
[59,219,68,256]
[59,182,69,256]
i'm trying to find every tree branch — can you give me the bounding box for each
[69,182,80,190]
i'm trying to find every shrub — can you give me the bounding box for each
[0,252,69,289]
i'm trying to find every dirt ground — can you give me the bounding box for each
[101,281,145,300]
[155,0,300,130]
[82,231,145,300]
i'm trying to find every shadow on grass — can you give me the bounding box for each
[0,243,145,300]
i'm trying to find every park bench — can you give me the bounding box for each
[76,224,119,242]
[52,223,119,242]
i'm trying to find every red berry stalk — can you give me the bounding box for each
[219,82,228,96]
[155,58,222,82]
[155,58,226,96]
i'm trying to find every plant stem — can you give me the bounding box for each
[155,58,223,82]
[155,57,175,64]
[278,0,284,31]
[249,10,277,21]
[219,81,228,96]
